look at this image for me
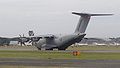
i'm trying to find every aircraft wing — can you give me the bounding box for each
[0,34,55,44]
[10,37,29,42]
[30,34,55,39]
[20,34,55,42]
[42,34,55,39]
[0,37,28,42]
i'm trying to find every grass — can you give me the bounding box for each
[80,52,120,60]
[1,45,120,51]
[0,50,79,59]
[0,50,120,60]
[0,46,120,68]
[0,45,120,60]
[67,45,120,50]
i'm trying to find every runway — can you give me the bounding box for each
[0,46,120,68]
[0,58,120,68]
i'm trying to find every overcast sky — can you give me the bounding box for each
[0,0,120,38]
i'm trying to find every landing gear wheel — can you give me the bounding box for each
[45,48,53,50]
[58,48,66,50]
[37,47,41,50]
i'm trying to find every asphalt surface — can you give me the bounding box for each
[0,58,120,68]
[0,46,120,68]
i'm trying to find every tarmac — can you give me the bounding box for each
[0,58,120,68]
[0,46,120,68]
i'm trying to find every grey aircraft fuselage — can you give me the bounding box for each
[33,12,113,50]
[35,33,86,50]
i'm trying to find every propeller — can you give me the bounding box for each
[28,37,41,45]
[28,30,38,45]
[18,34,29,46]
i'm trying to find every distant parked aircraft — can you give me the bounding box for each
[0,37,10,46]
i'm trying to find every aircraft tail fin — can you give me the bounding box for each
[72,12,113,34]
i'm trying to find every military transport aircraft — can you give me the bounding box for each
[0,12,113,50]
[28,12,113,50]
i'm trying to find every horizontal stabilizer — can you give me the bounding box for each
[72,12,113,16]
